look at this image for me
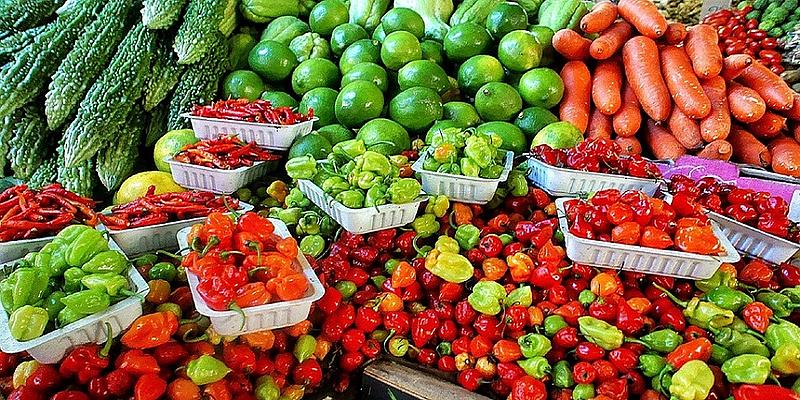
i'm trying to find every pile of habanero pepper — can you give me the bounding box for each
[98,186,239,230]
[0,183,97,242]
[172,136,281,170]
[191,99,314,125]
[532,138,662,179]
[420,126,508,179]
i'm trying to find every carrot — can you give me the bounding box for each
[660,46,712,119]
[613,83,642,137]
[728,125,771,167]
[559,61,592,134]
[727,82,766,123]
[700,76,731,142]
[553,29,591,61]
[696,139,733,161]
[622,36,671,121]
[781,94,800,121]
[581,1,618,34]
[720,54,753,80]
[587,107,613,139]
[668,107,704,150]
[615,136,642,156]
[643,119,686,160]
[749,111,787,139]
[592,58,623,115]
[590,21,634,60]
[768,136,800,177]
[738,62,795,111]
[617,0,667,39]
[685,24,724,79]
[662,22,687,44]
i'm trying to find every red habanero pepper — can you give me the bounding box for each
[741,301,772,334]
[234,282,271,308]
[106,369,134,397]
[223,343,257,374]
[510,375,546,400]
[115,349,161,376]
[739,259,774,287]
[665,337,712,370]
[412,310,440,348]
[616,297,645,335]
[51,391,90,400]
[121,312,179,349]
[597,378,629,400]
[732,384,800,400]
[60,325,114,384]
[395,231,416,256]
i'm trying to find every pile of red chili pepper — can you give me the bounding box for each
[0,184,97,242]
[532,138,662,179]
[172,136,281,170]
[98,186,239,230]
[182,212,309,311]
[191,99,314,125]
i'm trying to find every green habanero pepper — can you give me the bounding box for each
[65,228,109,268]
[756,291,800,318]
[148,262,177,282]
[425,249,474,284]
[285,187,311,208]
[297,212,321,235]
[639,354,666,377]
[578,289,596,305]
[286,155,318,180]
[412,214,440,238]
[322,176,350,197]
[710,344,732,365]
[709,326,770,357]
[384,259,401,274]
[335,189,365,209]
[186,354,231,385]
[390,155,408,166]
[507,169,529,197]
[60,289,111,314]
[518,356,550,379]
[293,334,316,363]
[351,171,378,190]
[669,360,714,400]
[467,280,507,316]
[132,253,157,268]
[332,139,366,159]
[794,376,800,394]
[81,273,131,297]
[2,267,49,312]
[364,184,388,207]
[437,162,460,175]
[721,354,771,384]
[771,343,800,375]
[464,135,493,168]
[766,319,800,352]
[572,383,595,400]
[505,286,532,308]
[480,164,505,179]
[81,250,129,275]
[432,143,457,164]
[553,360,574,388]
[631,329,683,353]
[43,291,66,321]
[429,127,467,148]
[435,236,460,254]
[40,225,88,274]
[658,287,735,329]
[544,315,568,337]
[8,305,48,341]
[275,207,302,226]
[486,186,508,210]
[695,266,737,293]
[30,252,56,276]
[63,267,86,293]
[578,316,624,350]
[422,155,441,172]
[460,157,480,177]
[518,333,552,358]
[387,178,421,204]
[255,375,280,400]
[424,195,449,218]
[299,235,325,258]
[454,224,480,250]
[781,286,800,303]
[704,286,753,312]
[357,151,392,176]
[319,215,336,237]
[57,306,89,326]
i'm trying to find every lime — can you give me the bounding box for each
[114,171,185,205]
[356,118,411,155]
[444,23,492,63]
[381,7,425,39]
[442,101,481,127]
[476,121,527,155]
[309,0,349,36]
[518,68,563,108]
[339,39,381,74]
[222,70,266,101]
[153,129,198,172]
[515,107,559,138]
[248,40,298,81]
[289,132,333,159]
[531,121,584,149]
[292,58,340,96]
[299,87,339,127]
[260,16,310,45]
[260,91,298,108]
[398,60,450,95]
[389,87,443,132]
[497,30,542,72]
[289,32,331,62]
[420,40,445,65]
[318,124,355,144]
[228,33,257,70]
[341,62,389,93]
[335,80,385,128]
[425,120,461,143]
[457,55,504,95]
[380,31,422,71]
[330,23,368,56]
[372,24,387,42]
[486,2,529,39]
[474,82,522,122]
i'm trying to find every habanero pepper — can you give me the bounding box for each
[756,290,800,318]
[121,311,179,349]
[732,384,800,400]
[770,342,800,375]
[664,337,713,371]
[669,360,714,400]
[709,325,770,357]
[60,324,114,384]
[186,355,231,386]
[654,284,734,329]
[721,354,771,384]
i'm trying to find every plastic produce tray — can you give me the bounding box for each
[556,198,740,280]
[707,211,800,265]
[297,179,424,234]
[0,239,149,363]
[411,150,514,204]
[182,113,315,150]
[526,157,661,197]
[179,219,324,335]
[0,236,54,264]
[167,158,275,194]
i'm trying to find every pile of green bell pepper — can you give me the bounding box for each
[422,127,508,179]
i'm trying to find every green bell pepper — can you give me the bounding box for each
[80,250,129,275]
[454,224,480,250]
[505,286,532,307]
[710,343,732,365]
[669,360,714,400]
[424,195,449,218]
[771,343,800,375]
[633,329,683,353]
[65,228,109,267]
[756,291,800,318]
[544,315,567,337]
[63,267,86,293]
[1,267,50,312]
[43,291,66,321]
[286,155,318,180]
[186,355,231,385]
[639,354,666,377]
[299,235,325,258]
[333,139,366,159]
[766,319,800,351]
[364,184,388,207]
[518,356,550,379]
[412,214,440,238]
[721,354,771,384]
[81,273,130,296]
[507,170,529,197]
[425,249,474,284]
[480,165,504,179]
[285,187,311,208]
[434,236,460,254]
[60,289,111,314]
[8,305,48,341]
[148,262,177,282]
[437,163,461,175]
[464,135,493,168]
[578,316,624,350]
[518,333,551,358]
[387,178,421,204]
[57,306,89,326]
[704,286,752,312]
[460,157,480,177]
[335,189,365,208]
[553,360,574,388]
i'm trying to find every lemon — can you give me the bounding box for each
[114,171,186,205]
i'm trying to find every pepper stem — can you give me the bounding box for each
[199,236,220,257]
[412,236,428,257]
[652,283,688,308]
[223,196,241,221]
[156,250,184,261]
[229,302,247,331]
[100,322,114,358]
[623,337,652,349]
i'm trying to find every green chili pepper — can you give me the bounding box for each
[8,305,48,341]
[454,224,480,250]
[335,189,365,209]
[293,334,316,363]
[412,214,440,238]
[572,384,595,400]
[518,333,551,358]
[578,290,596,305]
[766,319,800,352]
[43,291,66,321]
[480,165,504,179]
[286,155,318,180]
[425,250,474,284]
[695,266,737,293]
[464,135,493,168]
[255,376,280,400]
[704,286,753,312]
[299,235,325,258]
[364,184,388,207]
[332,139,366,159]
[422,156,440,172]
[57,306,89,326]
[63,267,85,293]
[553,360,574,388]
[1,267,49,312]
[507,169,529,197]
[186,355,231,385]
[505,286,532,308]
[639,354,666,377]
[710,344,732,365]
[517,356,550,379]
[652,372,672,394]
[424,195,449,218]
[60,289,111,314]
[781,287,800,303]
[460,157,480,177]
[387,178,421,204]
[81,273,130,296]
[771,343,800,375]
[467,281,506,315]
[670,360,714,400]
[80,250,129,275]
[756,291,800,318]
[631,329,683,353]
[65,228,109,267]
[148,262,177,282]
[578,316,624,350]
[285,188,311,208]
[435,237,460,254]
[544,315,567,337]
[721,354,771,384]
[709,326,770,357]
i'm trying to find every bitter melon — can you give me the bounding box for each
[142,0,187,29]
[219,0,237,37]
[0,0,61,31]
[8,105,50,180]
[27,156,58,189]
[56,140,95,197]
[169,33,228,130]
[143,40,184,111]
[145,101,169,147]
[96,106,143,191]
[0,25,46,63]
[0,113,14,173]
[173,0,226,64]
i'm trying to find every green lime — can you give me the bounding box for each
[330,23,368,56]
[474,82,522,122]
[341,62,389,93]
[335,80,385,128]
[518,68,563,108]
[372,24,387,42]
[497,30,542,72]
[309,0,349,36]
[228,33,257,70]
[476,121,527,155]
[292,58,340,96]
[486,2,529,39]
[398,60,450,95]
[153,129,198,172]
[442,101,481,128]
[317,124,355,144]
[248,40,298,82]
[222,70,265,101]
[389,87,443,132]
[425,120,461,143]
[357,118,411,155]
[289,132,333,159]
[289,32,331,62]
[339,39,381,74]
[515,106,559,138]
[380,31,422,71]
[299,87,339,128]
[420,40,445,65]
[457,55,504,95]
[260,91,298,108]
[444,23,492,63]
[531,121,584,149]
[381,7,425,39]
[260,16,310,45]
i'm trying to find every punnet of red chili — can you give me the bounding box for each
[191,99,314,125]
[172,136,281,170]
[0,183,97,242]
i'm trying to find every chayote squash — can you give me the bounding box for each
[450,0,503,26]
[537,0,589,32]
[393,0,454,41]
[227,32,257,70]
[289,32,331,62]
[261,15,310,45]
[349,0,389,32]
[240,0,299,24]
[299,0,318,16]
[516,0,544,17]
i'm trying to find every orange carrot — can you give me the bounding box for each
[660,46,712,119]
[559,61,592,133]
[783,94,800,121]
[663,22,687,44]
[768,136,800,177]
[749,111,787,139]
[738,62,795,111]
[727,82,766,123]
[720,54,753,80]
[587,107,613,139]
[696,139,733,161]
[613,83,642,137]
[618,0,668,38]
[728,125,771,167]
[685,24,724,78]
[668,107,704,150]
[553,29,592,61]
[700,76,731,142]
[581,1,618,34]
[643,119,686,160]
[622,36,671,121]
[590,21,634,60]
[592,58,623,115]
[615,136,642,156]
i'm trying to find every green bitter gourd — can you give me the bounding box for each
[143,40,185,111]
[142,0,188,29]
[168,32,228,130]
[173,0,226,64]
[96,106,143,191]
[8,105,51,180]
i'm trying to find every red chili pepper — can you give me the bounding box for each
[60,328,114,384]
[115,349,161,376]
[222,342,257,373]
[732,384,800,400]
[665,337,712,370]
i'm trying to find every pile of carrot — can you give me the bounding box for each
[552,0,800,177]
